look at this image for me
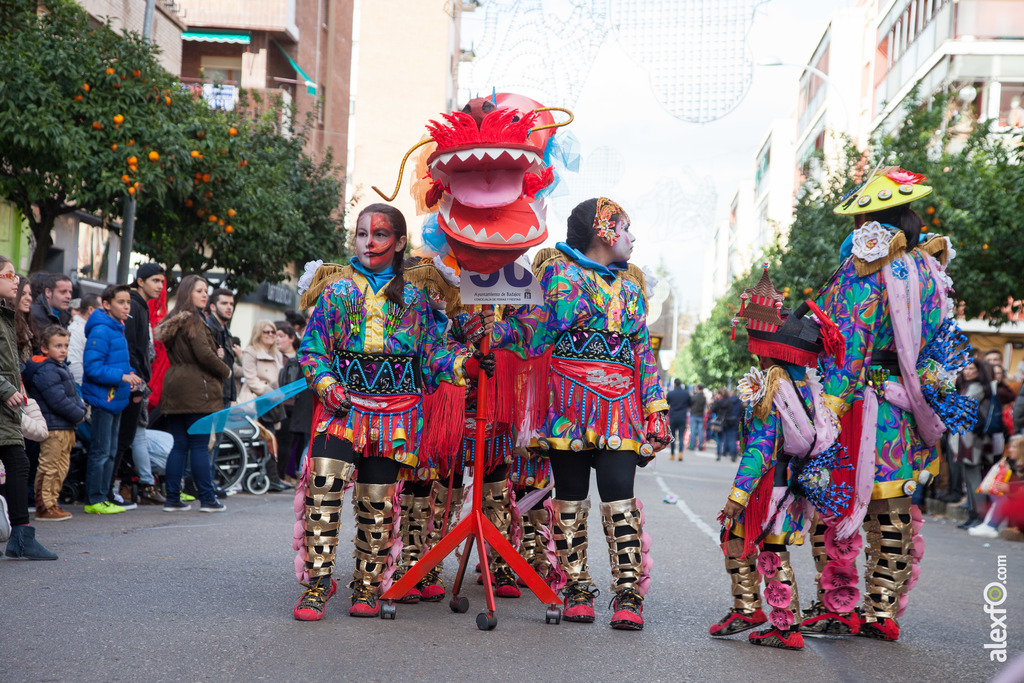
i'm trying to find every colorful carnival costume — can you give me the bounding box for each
[709,267,847,650]
[392,256,523,602]
[492,198,670,630]
[812,168,975,640]
[291,205,480,621]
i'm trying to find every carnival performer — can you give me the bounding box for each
[491,197,670,630]
[709,267,846,651]
[291,204,493,621]
[389,254,517,603]
[808,167,973,641]
[511,447,553,586]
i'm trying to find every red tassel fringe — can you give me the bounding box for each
[805,299,845,367]
[833,401,862,521]
[747,338,817,368]
[741,468,775,558]
[522,166,554,199]
[421,381,467,462]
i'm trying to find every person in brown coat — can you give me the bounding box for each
[154,274,230,512]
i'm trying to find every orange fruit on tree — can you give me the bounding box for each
[209,215,218,222]
[228,127,238,136]
[114,82,120,89]
[106,68,115,75]
[128,186,136,195]
[225,225,234,234]
[204,191,212,199]
[202,173,210,183]
[185,199,193,208]
[121,174,130,183]
[190,150,201,158]
[197,209,205,217]
[128,139,134,146]
[111,143,117,151]
[227,208,236,217]
[149,151,159,162]
[113,114,124,124]
[165,96,171,105]
[132,69,141,77]
[127,155,138,165]
[73,95,82,101]
[92,121,102,129]
[218,219,225,226]
[83,83,90,92]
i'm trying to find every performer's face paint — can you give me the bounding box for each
[356,213,405,272]
[610,216,634,262]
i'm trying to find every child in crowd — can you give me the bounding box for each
[22,325,86,521]
[68,293,100,387]
[82,285,141,515]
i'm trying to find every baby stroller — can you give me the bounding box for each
[212,415,276,495]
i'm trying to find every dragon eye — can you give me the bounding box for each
[511,114,520,122]
[481,100,495,113]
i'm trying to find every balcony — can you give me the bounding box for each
[174,0,298,40]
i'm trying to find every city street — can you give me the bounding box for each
[2,445,1020,682]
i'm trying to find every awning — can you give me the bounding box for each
[182,30,251,45]
[272,40,317,95]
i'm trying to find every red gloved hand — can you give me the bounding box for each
[461,309,494,344]
[464,350,496,380]
[321,382,352,418]
[645,412,672,453]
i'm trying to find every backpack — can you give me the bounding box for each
[977,395,1003,436]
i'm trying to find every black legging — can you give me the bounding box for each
[0,444,30,526]
[548,448,637,502]
[309,434,401,484]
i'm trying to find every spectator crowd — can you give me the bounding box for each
[1,257,310,560]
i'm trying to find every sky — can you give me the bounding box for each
[459,0,848,312]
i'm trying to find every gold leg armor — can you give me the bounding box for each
[771,550,800,621]
[725,537,762,613]
[526,507,551,576]
[482,481,514,571]
[397,492,432,574]
[861,497,913,622]
[550,498,593,587]
[600,498,647,594]
[304,458,355,578]
[424,481,465,573]
[810,518,828,610]
[351,482,399,592]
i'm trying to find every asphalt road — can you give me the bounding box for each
[2,444,1022,683]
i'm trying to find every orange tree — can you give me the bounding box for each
[0,0,347,288]
[0,0,193,271]
[135,99,348,293]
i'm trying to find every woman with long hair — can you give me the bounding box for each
[237,318,290,492]
[13,278,34,363]
[0,256,57,559]
[154,274,230,512]
[292,203,483,621]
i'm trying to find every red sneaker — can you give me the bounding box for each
[391,570,422,604]
[748,627,805,650]
[610,587,644,631]
[563,583,598,623]
[293,576,337,621]
[494,566,522,598]
[417,568,446,602]
[799,603,860,635]
[709,608,768,636]
[349,585,381,617]
[859,617,900,641]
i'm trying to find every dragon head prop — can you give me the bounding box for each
[374,93,572,273]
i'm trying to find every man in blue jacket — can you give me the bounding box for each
[82,285,142,515]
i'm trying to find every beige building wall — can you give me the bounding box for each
[346,0,456,239]
[78,0,186,74]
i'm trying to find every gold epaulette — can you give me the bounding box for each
[853,231,907,277]
[918,233,950,266]
[404,259,465,317]
[531,248,649,308]
[753,365,787,422]
[299,263,354,309]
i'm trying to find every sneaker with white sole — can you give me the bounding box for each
[84,501,126,515]
[163,500,192,512]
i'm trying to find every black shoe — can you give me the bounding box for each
[268,480,294,493]
[4,525,58,560]
[213,487,229,499]
[957,515,980,530]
